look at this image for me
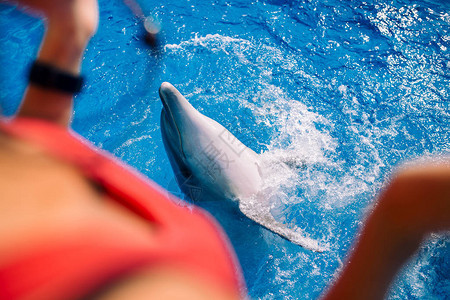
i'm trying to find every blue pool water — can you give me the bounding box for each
[1,0,449,298]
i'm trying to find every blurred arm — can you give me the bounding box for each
[322,161,450,300]
[10,0,98,126]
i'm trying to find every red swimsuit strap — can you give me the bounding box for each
[1,118,171,224]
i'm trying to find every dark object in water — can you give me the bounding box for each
[143,16,161,48]
[123,0,160,48]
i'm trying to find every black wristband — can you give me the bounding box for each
[29,61,84,94]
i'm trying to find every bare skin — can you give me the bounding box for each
[322,161,450,300]
[1,1,449,299]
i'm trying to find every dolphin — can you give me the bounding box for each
[159,82,325,252]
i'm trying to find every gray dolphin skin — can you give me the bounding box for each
[159,82,325,252]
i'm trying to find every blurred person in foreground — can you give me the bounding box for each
[0,0,448,299]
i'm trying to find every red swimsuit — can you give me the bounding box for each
[0,118,245,299]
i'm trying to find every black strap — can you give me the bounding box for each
[29,61,84,94]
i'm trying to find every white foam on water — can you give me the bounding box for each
[242,83,377,210]
[165,33,252,54]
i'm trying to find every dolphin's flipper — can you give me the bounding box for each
[238,200,326,252]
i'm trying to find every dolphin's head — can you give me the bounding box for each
[159,82,263,200]
[160,82,193,180]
